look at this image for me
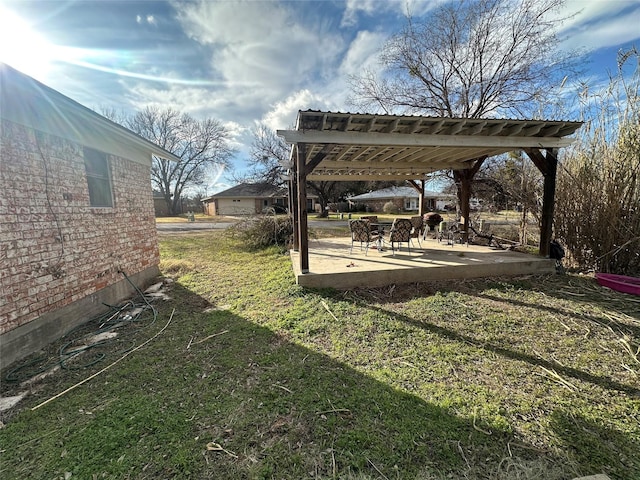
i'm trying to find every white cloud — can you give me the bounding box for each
[126,82,245,127]
[341,0,381,27]
[338,30,386,77]
[261,89,337,131]
[136,14,157,26]
[558,0,640,51]
[340,0,437,27]
[175,1,345,101]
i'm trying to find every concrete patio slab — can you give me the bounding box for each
[290,236,555,289]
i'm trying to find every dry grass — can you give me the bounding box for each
[555,49,640,275]
[1,231,638,479]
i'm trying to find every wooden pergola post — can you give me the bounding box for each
[292,143,336,274]
[296,144,309,272]
[288,166,299,251]
[525,148,558,257]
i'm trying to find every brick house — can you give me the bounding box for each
[0,63,179,366]
[348,186,455,212]
[201,183,318,216]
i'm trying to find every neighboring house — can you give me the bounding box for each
[348,186,455,212]
[0,63,179,367]
[201,183,318,216]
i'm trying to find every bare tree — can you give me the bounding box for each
[350,0,576,119]
[483,151,542,243]
[123,106,233,215]
[349,0,577,230]
[246,124,291,186]
[247,123,371,216]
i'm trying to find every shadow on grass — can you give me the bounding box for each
[1,283,578,480]
[320,287,639,479]
[475,291,640,339]
[354,298,640,398]
[474,275,640,332]
[550,409,640,479]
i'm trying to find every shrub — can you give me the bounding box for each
[228,215,293,251]
[383,201,399,214]
[329,202,350,213]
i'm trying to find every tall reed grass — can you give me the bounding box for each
[555,48,640,275]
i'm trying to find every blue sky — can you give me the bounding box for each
[1,0,639,193]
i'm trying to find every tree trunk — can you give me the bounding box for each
[171,194,181,215]
[406,179,426,215]
[520,205,528,245]
[453,157,486,241]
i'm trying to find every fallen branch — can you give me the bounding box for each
[457,441,471,470]
[472,409,492,435]
[321,300,339,322]
[206,442,238,458]
[272,384,292,394]
[507,441,549,453]
[316,408,351,415]
[32,309,175,411]
[366,457,389,480]
[193,330,229,345]
[619,337,640,365]
[538,366,578,392]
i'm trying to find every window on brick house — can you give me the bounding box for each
[83,147,113,207]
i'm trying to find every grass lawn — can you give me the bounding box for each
[1,231,639,479]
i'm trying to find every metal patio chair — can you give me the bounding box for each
[349,219,379,256]
[388,218,413,255]
[360,215,380,235]
[409,215,423,248]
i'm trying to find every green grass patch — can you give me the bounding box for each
[1,231,639,479]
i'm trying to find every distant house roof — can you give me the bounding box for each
[349,186,453,202]
[0,62,179,165]
[202,183,286,201]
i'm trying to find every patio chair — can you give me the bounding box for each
[388,218,413,255]
[409,216,423,248]
[349,219,379,256]
[360,215,380,235]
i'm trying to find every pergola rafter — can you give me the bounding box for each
[278,110,582,275]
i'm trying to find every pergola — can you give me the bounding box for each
[277,110,582,274]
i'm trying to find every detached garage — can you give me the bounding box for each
[202,183,317,216]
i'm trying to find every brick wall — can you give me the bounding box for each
[0,120,159,336]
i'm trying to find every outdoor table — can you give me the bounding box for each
[370,223,393,251]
